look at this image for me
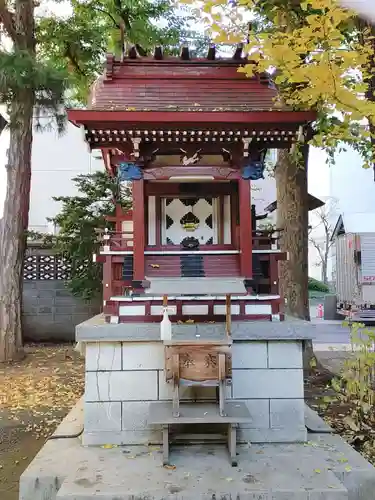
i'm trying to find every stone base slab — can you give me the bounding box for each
[19,401,375,500]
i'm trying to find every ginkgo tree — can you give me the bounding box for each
[195,0,375,320]
[200,0,375,162]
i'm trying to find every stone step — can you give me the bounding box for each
[56,443,348,500]
[20,402,375,500]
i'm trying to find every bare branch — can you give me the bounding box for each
[0,0,17,42]
[309,237,324,261]
[83,3,120,28]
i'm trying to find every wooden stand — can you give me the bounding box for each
[148,401,251,467]
[164,340,232,417]
[226,294,231,337]
[149,307,241,465]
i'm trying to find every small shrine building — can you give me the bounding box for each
[69,46,315,455]
[68,46,315,325]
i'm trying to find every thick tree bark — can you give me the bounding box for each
[275,149,313,369]
[0,101,33,362]
[0,0,35,362]
[276,149,310,320]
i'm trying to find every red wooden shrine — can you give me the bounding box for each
[68,46,315,324]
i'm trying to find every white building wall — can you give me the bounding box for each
[0,118,104,232]
[28,122,104,233]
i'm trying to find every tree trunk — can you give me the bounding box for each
[275,149,313,369]
[321,262,328,285]
[322,229,330,285]
[0,0,35,362]
[276,149,310,320]
[0,99,34,362]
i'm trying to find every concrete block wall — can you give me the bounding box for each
[82,340,306,446]
[23,281,100,341]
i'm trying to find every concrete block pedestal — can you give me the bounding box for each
[77,315,312,446]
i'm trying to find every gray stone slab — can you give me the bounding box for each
[19,400,84,500]
[19,400,375,500]
[56,444,348,500]
[304,404,333,433]
[148,401,251,425]
[76,315,161,341]
[145,277,247,295]
[76,315,314,342]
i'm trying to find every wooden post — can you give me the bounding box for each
[218,353,226,417]
[103,256,113,301]
[132,179,145,282]
[163,295,168,307]
[269,255,279,295]
[225,294,231,337]
[238,178,252,278]
[172,353,180,417]
[115,204,123,233]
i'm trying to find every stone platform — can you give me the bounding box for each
[19,401,375,500]
[77,316,313,446]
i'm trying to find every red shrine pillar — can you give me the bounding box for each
[238,178,253,278]
[132,179,145,282]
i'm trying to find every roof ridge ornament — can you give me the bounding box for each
[128,45,139,59]
[154,46,163,60]
[105,53,114,80]
[180,45,190,61]
[207,44,216,61]
[233,43,243,61]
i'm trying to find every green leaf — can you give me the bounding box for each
[49,171,132,300]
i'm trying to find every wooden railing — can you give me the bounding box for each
[97,230,134,250]
[252,230,279,250]
[97,229,280,252]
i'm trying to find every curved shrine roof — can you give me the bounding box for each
[89,53,282,113]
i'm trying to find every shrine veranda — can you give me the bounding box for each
[68,48,316,451]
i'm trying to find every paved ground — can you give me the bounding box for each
[314,350,355,377]
[19,403,375,500]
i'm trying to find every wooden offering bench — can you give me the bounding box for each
[164,339,232,416]
[148,401,251,467]
[149,339,250,466]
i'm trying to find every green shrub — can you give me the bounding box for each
[308,277,329,293]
